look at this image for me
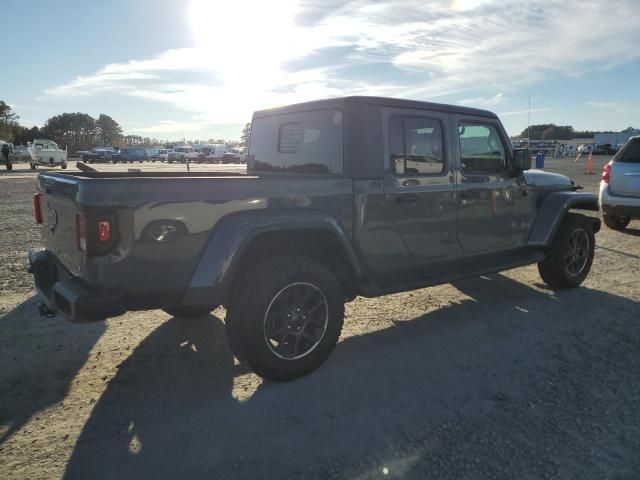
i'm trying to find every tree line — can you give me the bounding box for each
[1,100,251,152]
[518,124,638,141]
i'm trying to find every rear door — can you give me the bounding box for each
[382,108,458,264]
[450,114,529,254]
[610,139,640,198]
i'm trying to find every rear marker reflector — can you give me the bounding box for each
[33,193,43,224]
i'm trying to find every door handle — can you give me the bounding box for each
[395,194,419,204]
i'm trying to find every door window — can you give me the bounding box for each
[458,123,506,173]
[389,116,444,176]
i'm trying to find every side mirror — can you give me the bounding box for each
[512,148,531,172]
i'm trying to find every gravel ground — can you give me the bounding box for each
[1,157,639,480]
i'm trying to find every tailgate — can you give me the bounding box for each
[36,174,83,275]
[610,161,640,198]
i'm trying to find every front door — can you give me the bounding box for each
[450,116,529,254]
[382,109,458,268]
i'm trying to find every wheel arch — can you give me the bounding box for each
[528,191,601,247]
[182,210,364,305]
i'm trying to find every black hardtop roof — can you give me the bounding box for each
[252,96,498,119]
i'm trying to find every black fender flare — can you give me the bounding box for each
[182,210,362,305]
[527,191,600,247]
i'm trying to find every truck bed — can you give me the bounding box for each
[33,170,354,305]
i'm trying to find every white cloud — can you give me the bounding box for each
[458,93,504,107]
[585,101,628,112]
[498,107,552,117]
[45,0,640,137]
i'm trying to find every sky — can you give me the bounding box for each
[2,0,639,141]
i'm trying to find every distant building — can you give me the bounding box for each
[594,130,640,147]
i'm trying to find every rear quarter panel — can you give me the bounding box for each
[76,175,354,294]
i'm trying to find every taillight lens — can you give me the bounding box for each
[75,214,87,251]
[33,193,43,224]
[602,162,611,183]
[98,220,111,242]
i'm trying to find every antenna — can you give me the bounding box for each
[528,95,531,143]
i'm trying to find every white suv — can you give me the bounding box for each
[599,136,640,230]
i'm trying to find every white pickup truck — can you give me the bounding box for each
[30,139,68,169]
[167,146,199,163]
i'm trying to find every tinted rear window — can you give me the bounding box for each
[249,109,343,174]
[615,139,640,163]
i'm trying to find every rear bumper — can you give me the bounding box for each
[599,182,640,218]
[28,249,126,322]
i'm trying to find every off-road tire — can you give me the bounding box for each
[603,213,630,231]
[163,305,215,318]
[538,213,595,289]
[225,255,344,381]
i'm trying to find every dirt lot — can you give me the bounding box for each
[1,157,639,479]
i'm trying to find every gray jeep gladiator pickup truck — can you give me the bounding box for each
[28,96,600,381]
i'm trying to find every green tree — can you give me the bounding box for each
[42,113,97,151]
[95,114,123,147]
[240,122,251,147]
[12,125,41,145]
[0,101,19,142]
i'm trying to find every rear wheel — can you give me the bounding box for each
[538,213,595,289]
[163,305,215,318]
[225,255,344,381]
[603,214,630,231]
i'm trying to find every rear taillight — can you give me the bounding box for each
[98,220,111,242]
[75,214,87,251]
[602,162,611,183]
[33,193,43,224]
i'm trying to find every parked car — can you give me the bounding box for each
[577,143,595,155]
[168,146,199,163]
[118,147,148,163]
[152,148,171,162]
[201,143,227,163]
[593,143,617,155]
[74,150,92,160]
[600,136,640,230]
[28,96,601,381]
[82,148,118,163]
[221,147,247,163]
[30,139,67,169]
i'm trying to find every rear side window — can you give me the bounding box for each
[250,109,343,174]
[615,140,640,163]
[389,116,445,175]
[458,123,506,173]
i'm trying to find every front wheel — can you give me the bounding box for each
[603,214,630,231]
[225,255,344,381]
[538,213,595,289]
